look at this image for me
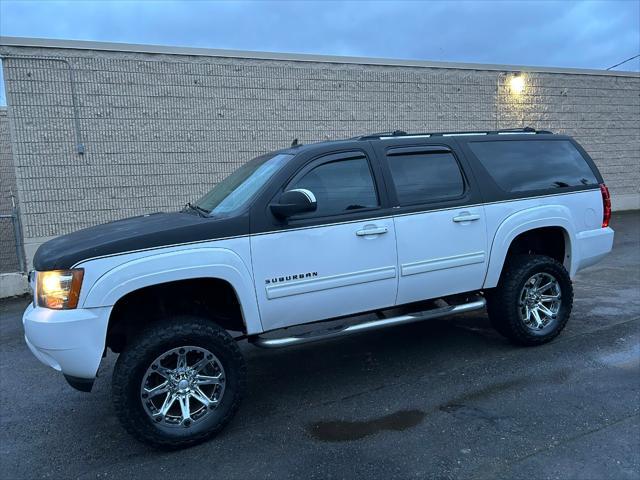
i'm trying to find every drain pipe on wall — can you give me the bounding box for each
[0,55,85,155]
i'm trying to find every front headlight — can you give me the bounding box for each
[36,269,84,309]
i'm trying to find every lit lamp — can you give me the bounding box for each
[510,73,525,94]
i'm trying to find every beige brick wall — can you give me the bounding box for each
[0,108,16,215]
[0,41,638,268]
[0,107,22,272]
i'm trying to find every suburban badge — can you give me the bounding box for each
[265,272,318,285]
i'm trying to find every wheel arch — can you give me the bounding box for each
[106,277,247,353]
[483,205,576,289]
[80,247,263,336]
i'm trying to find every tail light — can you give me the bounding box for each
[600,183,611,228]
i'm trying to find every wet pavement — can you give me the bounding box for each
[1,211,638,479]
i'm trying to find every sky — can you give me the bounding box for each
[0,0,639,104]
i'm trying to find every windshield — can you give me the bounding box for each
[194,153,292,215]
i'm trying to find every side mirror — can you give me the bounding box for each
[270,189,317,219]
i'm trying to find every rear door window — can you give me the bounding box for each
[468,140,598,193]
[386,151,465,205]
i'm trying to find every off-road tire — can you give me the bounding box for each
[486,255,573,346]
[112,316,246,449]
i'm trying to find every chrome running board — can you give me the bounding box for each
[251,298,486,349]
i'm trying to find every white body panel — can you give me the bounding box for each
[250,218,398,331]
[482,189,611,287]
[74,237,261,333]
[22,189,614,382]
[394,206,488,304]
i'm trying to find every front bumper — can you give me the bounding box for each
[23,303,111,391]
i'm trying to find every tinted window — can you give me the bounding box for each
[468,140,598,193]
[387,152,464,205]
[289,156,378,217]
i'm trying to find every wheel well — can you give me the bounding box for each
[505,227,569,266]
[106,278,244,353]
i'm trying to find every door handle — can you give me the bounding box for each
[356,226,388,236]
[452,213,480,223]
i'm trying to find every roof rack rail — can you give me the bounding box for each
[352,130,407,140]
[355,126,553,140]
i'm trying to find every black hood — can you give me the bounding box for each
[33,211,250,271]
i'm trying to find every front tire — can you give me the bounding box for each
[487,255,573,346]
[112,316,246,449]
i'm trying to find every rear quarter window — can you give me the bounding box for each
[468,140,598,193]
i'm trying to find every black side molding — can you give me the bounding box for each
[64,374,94,392]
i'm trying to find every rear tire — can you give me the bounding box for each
[487,255,573,346]
[112,316,246,449]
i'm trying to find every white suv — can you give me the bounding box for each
[23,128,614,448]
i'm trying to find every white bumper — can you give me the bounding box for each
[23,303,111,387]
[574,227,615,275]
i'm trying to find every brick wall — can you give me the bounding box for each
[0,108,16,215]
[0,107,22,272]
[0,40,638,267]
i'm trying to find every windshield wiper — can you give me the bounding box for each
[183,202,210,217]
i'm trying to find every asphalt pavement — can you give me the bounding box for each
[1,212,638,480]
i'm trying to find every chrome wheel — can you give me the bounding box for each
[140,346,225,428]
[519,272,562,331]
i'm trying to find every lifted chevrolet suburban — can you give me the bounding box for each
[23,127,614,448]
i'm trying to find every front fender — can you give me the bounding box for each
[81,247,263,334]
[483,205,576,288]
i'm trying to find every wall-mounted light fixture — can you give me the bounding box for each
[509,73,526,94]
